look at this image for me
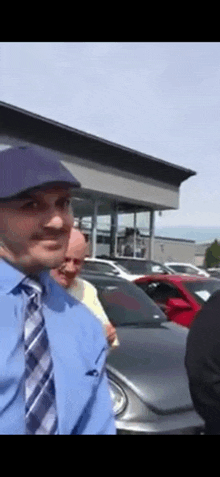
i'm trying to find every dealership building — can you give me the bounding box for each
[0,101,196,263]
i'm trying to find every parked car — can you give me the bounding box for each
[134,274,220,328]
[82,258,145,281]
[207,267,220,278]
[86,257,173,279]
[164,262,210,277]
[81,271,204,434]
[109,257,173,276]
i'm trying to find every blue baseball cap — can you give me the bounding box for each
[0,146,81,199]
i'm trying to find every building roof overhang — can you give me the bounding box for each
[0,101,196,188]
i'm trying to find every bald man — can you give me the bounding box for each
[51,228,119,349]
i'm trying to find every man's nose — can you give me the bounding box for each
[65,260,76,273]
[44,209,73,229]
[46,214,64,229]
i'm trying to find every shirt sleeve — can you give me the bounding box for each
[81,280,120,349]
[83,280,110,324]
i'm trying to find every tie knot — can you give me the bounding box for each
[20,278,43,310]
[21,277,43,295]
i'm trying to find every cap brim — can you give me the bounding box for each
[0,146,81,199]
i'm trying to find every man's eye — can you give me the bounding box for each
[74,260,82,266]
[58,198,71,208]
[22,201,39,210]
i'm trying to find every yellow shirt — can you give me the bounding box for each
[68,276,119,348]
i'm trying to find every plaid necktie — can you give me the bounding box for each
[21,278,59,435]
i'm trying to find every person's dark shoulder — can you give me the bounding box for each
[204,289,220,307]
[192,290,220,326]
[186,289,220,382]
[187,289,220,349]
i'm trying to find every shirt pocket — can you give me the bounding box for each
[84,345,108,382]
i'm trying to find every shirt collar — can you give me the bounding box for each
[38,270,51,296]
[0,259,26,294]
[0,259,50,296]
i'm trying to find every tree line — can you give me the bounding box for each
[205,239,220,269]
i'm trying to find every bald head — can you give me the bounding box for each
[51,228,89,289]
[67,228,88,256]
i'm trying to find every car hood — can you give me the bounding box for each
[125,274,146,281]
[107,322,192,415]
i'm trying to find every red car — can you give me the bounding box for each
[134,274,220,328]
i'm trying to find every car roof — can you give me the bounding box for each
[84,258,117,264]
[165,262,199,267]
[135,274,216,283]
[86,257,164,264]
[111,257,161,262]
[80,271,131,284]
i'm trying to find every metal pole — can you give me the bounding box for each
[149,210,155,260]
[133,212,137,257]
[91,200,98,258]
[110,204,118,257]
[114,205,118,257]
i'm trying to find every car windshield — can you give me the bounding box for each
[169,265,200,275]
[82,261,117,275]
[113,259,169,275]
[84,276,167,326]
[183,279,220,305]
[111,262,133,274]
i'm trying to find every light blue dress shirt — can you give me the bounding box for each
[0,259,116,434]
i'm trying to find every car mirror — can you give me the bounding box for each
[158,303,169,313]
[166,298,191,310]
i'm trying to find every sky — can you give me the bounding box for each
[1,42,220,241]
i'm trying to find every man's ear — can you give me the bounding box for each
[0,242,15,261]
[0,242,5,256]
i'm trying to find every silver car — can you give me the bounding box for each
[81,271,205,435]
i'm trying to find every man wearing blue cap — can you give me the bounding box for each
[0,146,116,435]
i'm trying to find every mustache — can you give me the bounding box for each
[59,270,75,277]
[32,229,69,240]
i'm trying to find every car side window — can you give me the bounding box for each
[94,263,116,273]
[185,266,199,275]
[137,281,182,303]
[145,262,153,274]
[82,261,99,272]
[83,261,116,273]
[151,264,166,274]
[171,265,186,273]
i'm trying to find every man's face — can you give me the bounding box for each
[51,234,87,289]
[0,186,74,273]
